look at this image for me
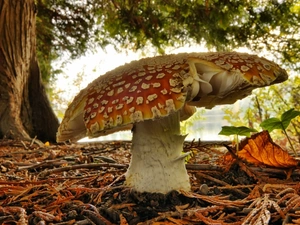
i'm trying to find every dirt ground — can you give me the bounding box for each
[0,138,299,225]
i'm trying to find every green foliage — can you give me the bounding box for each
[219,126,257,138]
[180,109,206,136]
[260,108,300,155]
[260,108,300,132]
[219,125,257,152]
[223,75,300,142]
[36,0,300,84]
[221,108,300,155]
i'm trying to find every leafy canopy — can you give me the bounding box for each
[36,0,300,82]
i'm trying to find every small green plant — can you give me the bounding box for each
[219,108,300,155]
[260,108,300,155]
[218,126,257,152]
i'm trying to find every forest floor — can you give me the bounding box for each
[0,138,299,225]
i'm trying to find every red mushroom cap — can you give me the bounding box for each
[57,52,288,142]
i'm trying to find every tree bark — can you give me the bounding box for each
[0,0,59,142]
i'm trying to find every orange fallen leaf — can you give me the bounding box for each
[238,131,299,168]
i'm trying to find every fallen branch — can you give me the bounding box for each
[16,159,68,171]
[196,172,248,198]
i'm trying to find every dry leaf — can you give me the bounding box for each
[238,131,299,168]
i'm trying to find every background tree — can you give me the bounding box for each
[0,0,299,142]
[0,0,59,142]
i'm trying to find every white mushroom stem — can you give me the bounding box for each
[125,111,191,194]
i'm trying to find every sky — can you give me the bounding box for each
[52,44,252,142]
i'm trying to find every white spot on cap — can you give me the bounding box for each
[141,83,150,89]
[149,70,157,74]
[87,98,94,105]
[103,112,109,119]
[116,115,122,125]
[151,106,161,117]
[147,94,158,102]
[259,73,273,85]
[104,117,114,128]
[107,107,113,113]
[172,65,181,70]
[126,96,134,104]
[134,78,143,84]
[84,117,90,125]
[90,112,97,119]
[222,63,233,70]
[116,104,124,110]
[138,71,146,77]
[99,106,105,113]
[165,99,175,113]
[177,95,186,102]
[131,111,143,122]
[156,73,165,79]
[115,76,123,81]
[169,78,178,87]
[113,80,126,87]
[90,122,100,133]
[152,83,161,88]
[117,87,124,94]
[129,86,138,92]
[86,107,92,114]
[170,87,181,93]
[107,90,114,96]
[129,107,135,113]
[161,89,168,95]
[136,97,143,105]
[101,100,108,105]
[263,64,271,70]
[145,75,153,80]
[93,103,99,109]
[241,65,250,72]
[252,76,265,85]
[147,66,155,70]
[112,99,119,104]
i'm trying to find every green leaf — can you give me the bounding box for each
[260,108,300,132]
[219,126,257,137]
[260,118,283,132]
[281,108,300,130]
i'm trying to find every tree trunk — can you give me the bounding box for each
[0,0,59,142]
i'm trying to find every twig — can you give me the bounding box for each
[196,172,248,198]
[186,164,223,171]
[16,159,68,171]
[20,141,28,150]
[30,136,44,147]
[38,163,128,178]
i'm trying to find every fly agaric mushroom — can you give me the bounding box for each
[57,52,288,194]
